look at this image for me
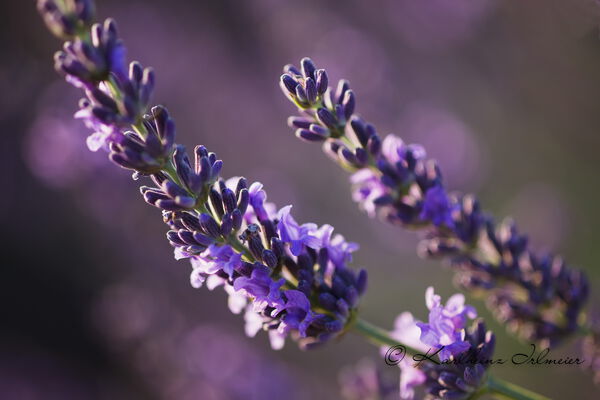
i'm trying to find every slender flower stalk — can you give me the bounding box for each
[279,57,591,349]
[36,2,558,398]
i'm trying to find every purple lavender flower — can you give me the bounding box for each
[280,57,590,348]
[420,186,455,228]
[277,205,321,256]
[399,358,427,400]
[415,287,476,361]
[385,288,493,400]
[37,5,368,350]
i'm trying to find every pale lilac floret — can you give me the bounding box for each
[189,267,206,289]
[244,307,287,350]
[381,134,406,164]
[382,312,429,357]
[314,224,359,267]
[248,182,277,222]
[277,205,321,255]
[381,311,427,400]
[74,107,123,151]
[381,134,426,166]
[416,287,476,361]
[233,266,286,312]
[350,169,387,217]
[385,289,477,398]
[399,358,426,400]
[273,290,317,337]
[190,244,242,278]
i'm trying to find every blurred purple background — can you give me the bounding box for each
[2,0,600,398]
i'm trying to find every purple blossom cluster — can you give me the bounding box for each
[35,2,592,398]
[280,57,590,348]
[37,2,367,350]
[386,288,495,400]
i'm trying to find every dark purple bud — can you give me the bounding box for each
[304,78,317,103]
[297,280,312,297]
[179,212,202,231]
[194,145,208,167]
[335,104,345,124]
[287,116,312,129]
[129,60,143,82]
[190,231,212,247]
[141,187,167,205]
[89,87,117,108]
[325,320,343,333]
[335,79,350,104]
[177,230,196,245]
[367,134,381,156]
[210,160,223,182]
[209,187,224,217]
[342,90,355,120]
[237,188,249,215]
[270,238,285,259]
[199,213,221,238]
[221,188,237,213]
[198,156,211,183]
[262,250,278,268]
[249,236,265,260]
[315,69,328,95]
[232,209,243,231]
[318,293,338,312]
[316,108,338,130]
[309,124,329,136]
[355,148,368,165]
[235,177,248,194]
[283,64,301,75]
[173,145,192,187]
[349,116,369,147]
[295,84,308,103]
[300,57,316,79]
[280,74,298,94]
[340,147,359,167]
[161,180,188,198]
[344,287,359,308]
[336,299,350,317]
[296,129,326,142]
[173,195,196,209]
[356,269,368,295]
[167,230,186,246]
[220,213,233,236]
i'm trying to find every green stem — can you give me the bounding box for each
[351,318,551,400]
[486,375,550,400]
[351,317,423,356]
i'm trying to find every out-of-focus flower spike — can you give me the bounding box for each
[37,0,95,39]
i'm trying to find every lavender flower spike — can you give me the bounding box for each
[37,3,562,399]
[38,2,368,351]
[385,288,495,400]
[280,57,590,348]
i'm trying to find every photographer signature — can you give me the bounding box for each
[384,343,585,367]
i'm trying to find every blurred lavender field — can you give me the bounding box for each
[2,0,600,398]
